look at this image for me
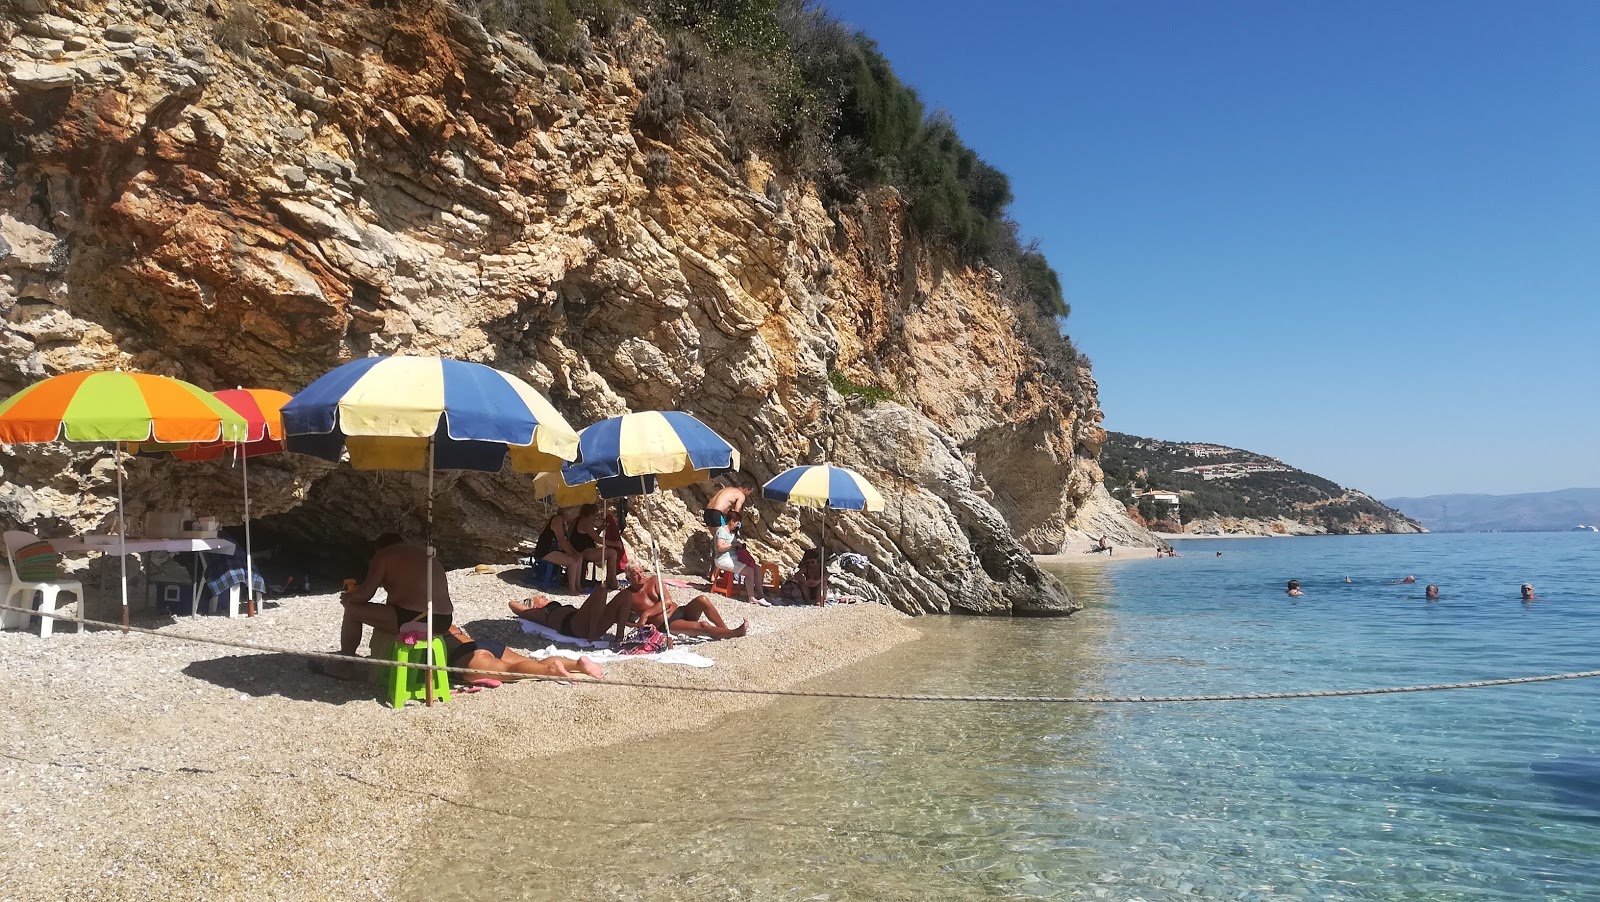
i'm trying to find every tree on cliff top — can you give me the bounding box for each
[475,0,1079,373]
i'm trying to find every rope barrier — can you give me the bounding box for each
[4,601,1600,703]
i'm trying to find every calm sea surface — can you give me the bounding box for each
[410,533,1600,901]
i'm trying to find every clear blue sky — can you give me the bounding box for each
[824,0,1599,498]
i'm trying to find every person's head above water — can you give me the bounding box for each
[1521,583,1535,600]
[1286,579,1302,596]
[1425,584,1439,599]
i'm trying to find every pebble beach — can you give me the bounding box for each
[0,568,918,901]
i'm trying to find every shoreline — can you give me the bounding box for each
[0,567,920,900]
[1034,546,1160,564]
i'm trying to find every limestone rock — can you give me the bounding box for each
[0,3,1144,617]
[7,62,76,90]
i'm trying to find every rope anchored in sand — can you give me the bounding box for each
[5,601,1600,703]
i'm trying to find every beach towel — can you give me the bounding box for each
[518,618,612,649]
[523,643,715,669]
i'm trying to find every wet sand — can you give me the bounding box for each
[0,567,917,900]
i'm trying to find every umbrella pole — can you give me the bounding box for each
[115,444,128,631]
[242,443,255,617]
[652,531,672,649]
[819,509,827,606]
[424,437,436,708]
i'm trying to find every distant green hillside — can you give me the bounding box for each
[1100,432,1423,535]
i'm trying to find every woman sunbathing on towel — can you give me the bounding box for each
[442,624,605,682]
[510,586,629,643]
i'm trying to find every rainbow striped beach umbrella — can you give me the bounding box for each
[129,388,294,617]
[134,388,291,462]
[0,371,252,626]
[762,464,884,605]
[0,371,249,444]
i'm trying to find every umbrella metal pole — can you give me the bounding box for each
[652,532,672,649]
[819,509,827,606]
[115,444,128,631]
[242,443,255,617]
[424,437,436,707]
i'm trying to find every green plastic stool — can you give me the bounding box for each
[386,637,451,708]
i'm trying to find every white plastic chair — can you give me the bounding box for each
[3,531,84,638]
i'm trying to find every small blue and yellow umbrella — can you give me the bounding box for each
[761,464,885,512]
[560,411,738,644]
[762,464,884,604]
[560,411,738,487]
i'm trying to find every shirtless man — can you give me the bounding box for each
[315,533,453,681]
[442,624,605,681]
[615,562,747,641]
[703,483,753,532]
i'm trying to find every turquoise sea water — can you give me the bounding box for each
[413,533,1600,900]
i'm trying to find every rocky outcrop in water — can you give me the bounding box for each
[0,0,1139,615]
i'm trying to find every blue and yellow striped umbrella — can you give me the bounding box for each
[561,411,738,487]
[281,356,579,472]
[762,464,884,512]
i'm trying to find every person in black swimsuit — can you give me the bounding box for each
[441,624,605,681]
[536,505,606,595]
[509,587,630,643]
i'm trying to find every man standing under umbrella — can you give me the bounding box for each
[316,532,452,680]
[703,480,755,533]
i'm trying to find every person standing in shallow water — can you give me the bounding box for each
[1286,580,1303,597]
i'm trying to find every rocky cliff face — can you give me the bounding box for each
[0,0,1131,615]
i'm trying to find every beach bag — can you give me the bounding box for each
[617,625,670,656]
[13,541,61,581]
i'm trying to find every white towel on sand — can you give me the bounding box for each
[518,618,612,649]
[516,620,715,667]
[525,644,715,669]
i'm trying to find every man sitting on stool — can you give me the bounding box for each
[314,532,452,682]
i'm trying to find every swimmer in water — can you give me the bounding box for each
[1425,584,1439,601]
[1521,583,1537,602]
[1390,575,1417,585]
[1286,579,1303,597]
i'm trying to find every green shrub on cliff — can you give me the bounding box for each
[472,0,1080,384]
[829,371,894,405]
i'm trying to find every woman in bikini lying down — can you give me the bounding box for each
[442,623,605,682]
[509,586,630,643]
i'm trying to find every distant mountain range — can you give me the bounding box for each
[1100,433,1423,536]
[1384,488,1600,533]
